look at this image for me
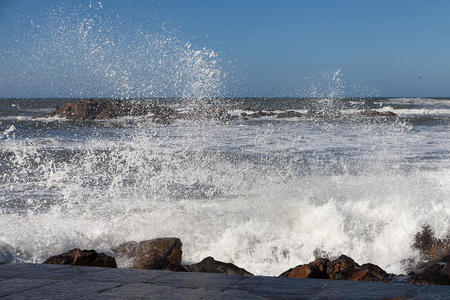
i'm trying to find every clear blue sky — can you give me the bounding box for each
[1,0,450,98]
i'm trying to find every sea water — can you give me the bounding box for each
[0,97,449,275]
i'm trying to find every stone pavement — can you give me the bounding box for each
[0,264,449,299]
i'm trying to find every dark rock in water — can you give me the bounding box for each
[405,226,450,285]
[360,110,397,117]
[404,225,450,278]
[43,248,117,268]
[279,258,329,279]
[277,111,304,118]
[413,225,450,262]
[115,238,183,271]
[184,256,253,276]
[280,255,391,282]
[407,255,450,285]
[47,99,176,121]
[47,99,239,123]
[414,225,438,254]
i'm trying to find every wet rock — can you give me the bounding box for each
[326,255,359,279]
[327,256,391,282]
[338,263,391,282]
[184,256,253,276]
[413,225,450,262]
[404,225,450,277]
[115,238,183,271]
[407,255,450,285]
[47,99,176,121]
[280,255,391,282]
[276,111,304,118]
[279,258,329,279]
[43,248,117,268]
[360,110,397,117]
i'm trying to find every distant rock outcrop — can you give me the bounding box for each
[48,99,176,121]
[47,99,237,122]
[43,248,117,268]
[46,99,398,122]
[360,110,398,117]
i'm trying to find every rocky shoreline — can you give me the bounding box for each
[44,98,398,123]
[43,226,449,286]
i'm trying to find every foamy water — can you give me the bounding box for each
[1,97,449,275]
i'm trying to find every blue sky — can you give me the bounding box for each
[1,0,450,97]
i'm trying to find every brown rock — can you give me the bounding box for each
[184,256,253,276]
[326,255,359,279]
[43,248,117,268]
[327,256,391,282]
[407,255,450,285]
[413,225,450,262]
[279,258,329,279]
[280,255,391,282]
[339,263,391,282]
[47,99,176,121]
[115,238,183,271]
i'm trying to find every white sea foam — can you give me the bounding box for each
[1,119,449,275]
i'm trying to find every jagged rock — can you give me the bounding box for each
[43,248,117,268]
[338,263,391,282]
[360,110,397,117]
[114,238,183,271]
[326,255,360,279]
[183,256,253,276]
[279,258,329,279]
[413,225,450,262]
[407,255,450,285]
[327,256,391,282]
[280,255,391,282]
[404,225,450,277]
[47,99,175,121]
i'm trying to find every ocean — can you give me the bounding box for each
[1,97,449,276]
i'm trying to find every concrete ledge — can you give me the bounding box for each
[0,264,449,299]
